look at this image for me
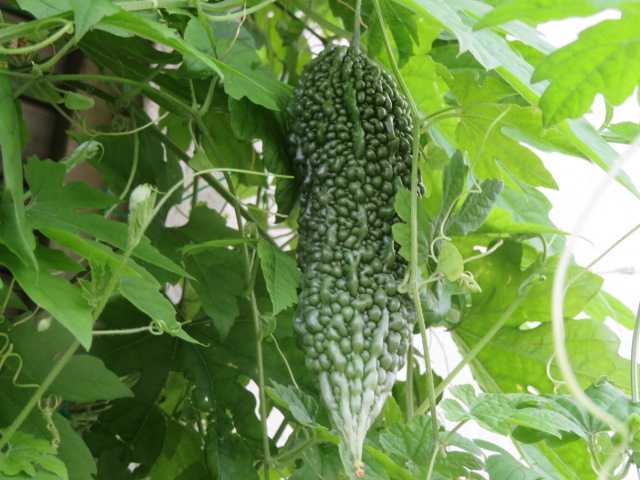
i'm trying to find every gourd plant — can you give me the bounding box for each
[0,0,639,479]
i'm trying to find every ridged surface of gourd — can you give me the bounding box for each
[288,46,415,469]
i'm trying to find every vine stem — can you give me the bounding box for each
[405,349,415,419]
[631,302,640,480]
[224,173,271,479]
[92,325,152,336]
[206,0,276,21]
[632,303,640,403]
[0,20,72,55]
[353,0,363,51]
[105,129,140,219]
[569,221,640,287]
[0,341,77,451]
[414,284,532,416]
[552,138,640,479]
[370,0,439,477]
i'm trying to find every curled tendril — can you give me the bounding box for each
[39,395,62,450]
[545,353,567,394]
[149,320,165,336]
[0,333,39,389]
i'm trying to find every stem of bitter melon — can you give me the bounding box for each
[371,1,440,478]
[353,0,363,51]
[224,173,272,479]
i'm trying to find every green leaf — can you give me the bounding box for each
[509,408,585,438]
[181,18,215,75]
[0,389,97,480]
[36,245,83,274]
[147,421,205,480]
[212,22,293,110]
[186,252,244,340]
[527,439,596,479]
[584,290,636,329]
[217,433,259,480]
[452,74,556,189]
[91,298,175,401]
[0,76,37,270]
[228,97,290,175]
[0,246,93,349]
[403,54,450,115]
[532,12,640,125]
[61,140,103,172]
[379,414,435,466]
[440,152,468,221]
[436,240,464,281]
[449,180,504,235]
[16,0,70,17]
[40,228,141,278]
[119,275,201,344]
[52,355,133,402]
[601,121,640,143]
[485,454,543,480]
[0,432,68,480]
[70,0,119,40]
[7,312,131,403]
[181,238,254,255]
[99,12,291,110]
[25,157,186,278]
[404,0,640,197]
[409,0,533,74]
[455,318,631,394]
[199,110,254,174]
[63,91,95,111]
[364,0,425,65]
[290,443,346,480]
[266,382,318,426]
[475,0,639,29]
[460,241,602,327]
[554,380,640,435]
[257,239,300,315]
[483,184,561,234]
[442,386,517,435]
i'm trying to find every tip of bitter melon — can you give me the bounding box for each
[355,463,365,478]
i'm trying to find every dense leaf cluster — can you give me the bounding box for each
[0,0,638,479]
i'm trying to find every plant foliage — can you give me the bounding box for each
[0,0,638,479]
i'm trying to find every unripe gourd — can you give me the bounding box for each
[288,45,416,474]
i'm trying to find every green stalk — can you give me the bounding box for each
[405,349,415,419]
[290,0,351,38]
[630,303,640,479]
[46,74,196,118]
[92,326,152,336]
[415,290,528,416]
[207,0,276,21]
[0,341,78,452]
[0,20,72,54]
[371,1,439,477]
[224,173,272,479]
[0,16,71,44]
[569,221,640,286]
[631,303,640,402]
[353,0,363,50]
[105,129,140,219]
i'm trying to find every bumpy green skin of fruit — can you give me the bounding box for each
[288,46,415,467]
